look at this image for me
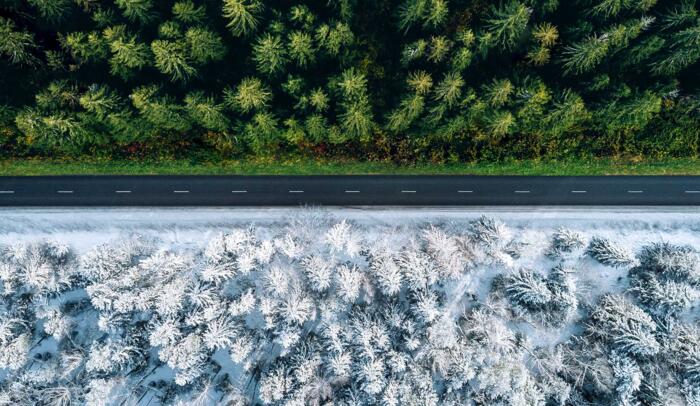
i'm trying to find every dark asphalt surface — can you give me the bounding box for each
[0,176,700,206]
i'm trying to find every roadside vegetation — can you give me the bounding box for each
[2,157,700,175]
[1,0,699,169]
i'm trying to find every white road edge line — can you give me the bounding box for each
[231,190,248,193]
[173,190,190,193]
[627,190,644,193]
[0,191,15,194]
[289,190,304,193]
[57,190,74,194]
[345,190,360,193]
[514,190,531,194]
[401,190,417,193]
[457,190,473,193]
[571,190,587,193]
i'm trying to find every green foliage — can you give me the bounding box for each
[151,40,197,82]
[115,0,154,23]
[398,0,449,32]
[225,77,272,113]
[185,27,227,64]
[63,32,109,63]
[27,0,71,21]
[106,28,151,79]
[79,85,121,119]
[407,71,433,95]
[562,34,609,75]
[130,86,191,132]
[173,1,206,24]
[590,0,655,18]
[185,92,230,132]
[337,69,374,140]
[652,23,700,75]
[388,94,424,131]
[253,33,288,75]
[485,1,532,50]
[223,0,262,37]
[288,31,314,67]
[1,0,699,160]
[243,111,281,154]
[483,79,513,107]
[316,22,354,57]
[0,17,39,65]
[433,71,464,109]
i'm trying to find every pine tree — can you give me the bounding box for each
[253,33,288,76]
[223,0,262,37]
[185,27,226,65]
[115,0,154,23]
[151,39,197,82]
[225,77,272,113]
[27,0,71,21]
[184,92,230,132]
[485,1,532,50]
[0,17,39,65]
[173,1,206,25]
[79,85,121,119]
[106,30,151,79]
[562,34,610,75]
[288,31,315,67]
[2,0,700,169]
[398,0,449,32]
[433,71,464,109]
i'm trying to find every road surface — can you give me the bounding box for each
[0,176,699,206]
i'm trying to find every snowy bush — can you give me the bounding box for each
[0,213,698,405]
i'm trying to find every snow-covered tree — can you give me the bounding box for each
[547,227,584,257]
[587,236,635,268]
[588,294,660,358]
[610,352,642,405]
[0,214,698,405]
[630,242,700,315]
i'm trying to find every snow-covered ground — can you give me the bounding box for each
[0,207,698,405]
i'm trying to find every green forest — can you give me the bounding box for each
[1,0,699,165]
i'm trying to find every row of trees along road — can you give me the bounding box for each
[1,0,699,162]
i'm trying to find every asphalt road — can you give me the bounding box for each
[0,176,699,206]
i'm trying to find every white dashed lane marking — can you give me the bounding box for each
[627,190,644,194]
[289,190,304,193]
[401,190,417,193]
[231,190,248,193]
[457,190,473,193]
[345,190,360,193]
[571,190,587,194]
[0,190,15,194]
[57,190,74,194]
[173,190,190,194]
[115,190,131,194]
[685,190,700,194]
[514,190,531,194]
